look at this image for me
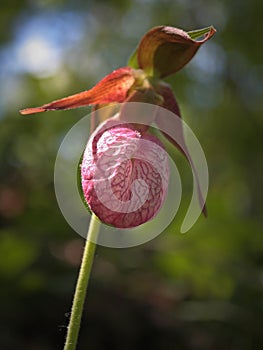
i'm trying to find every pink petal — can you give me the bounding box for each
[81,122,169,228]
[155,83,207,216]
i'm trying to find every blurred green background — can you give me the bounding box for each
[1,0,262,349]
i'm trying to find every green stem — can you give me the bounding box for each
[63,214,100,350]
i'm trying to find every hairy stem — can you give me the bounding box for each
[63,214,100,350]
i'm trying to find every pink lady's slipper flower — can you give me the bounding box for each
[20,25,216,228]
[81,119,170,228]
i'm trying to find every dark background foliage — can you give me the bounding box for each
[0,0,262,349]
